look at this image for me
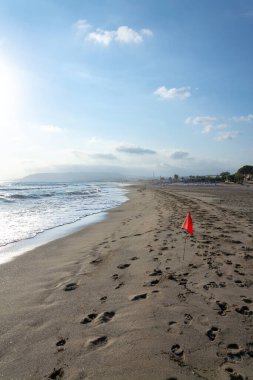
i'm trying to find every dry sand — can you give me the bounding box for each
[0,183,253,380]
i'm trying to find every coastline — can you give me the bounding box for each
[0,211,109,265]
[0,182,128,265]
[0,183,253,379]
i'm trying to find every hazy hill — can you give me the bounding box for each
[20,172,128,182]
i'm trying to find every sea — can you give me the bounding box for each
[0,182,128,264]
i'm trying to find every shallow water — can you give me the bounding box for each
[0,181,128,264]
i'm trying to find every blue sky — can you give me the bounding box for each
[0,0,252,180]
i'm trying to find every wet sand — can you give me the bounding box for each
[0,183,253,380]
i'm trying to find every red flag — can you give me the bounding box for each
[182,212,193,235]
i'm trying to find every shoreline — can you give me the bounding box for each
[0,184,129,265]
[0,211,108,265]
[0,184,253,379]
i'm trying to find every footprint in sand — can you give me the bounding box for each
[90,258,102,265]
[56,338,66,347]
[242,297,252,304]
[117,263,130,269]
[177,293,186,301]
[225,367,245,380]
[184,313,193,325]
[130,256,139,260]
[206,326,219,341]
[167,321,177,332]
[98,311,115,323]
[171,344,184,357]
[81,313,98,325]
[81,311,115,325]
[131,293,147,301]
[112,274,119,280]
[100,296,107,303]
[88,336,108,349]
[235,305,252,315]
[216,300,229,316]
[64,282,78,291]
[226,343,245,360]
[48,368,64,379]
[149,269,162,276]
[144,279,160,287]
[115,282,124,289]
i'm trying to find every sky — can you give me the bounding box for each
[0,0,253,180]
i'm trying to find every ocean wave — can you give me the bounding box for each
[0,182,128,248]
[0,190,99,201]
[9,194,41,199]
[65,190,91,196]
[0,196,14,203]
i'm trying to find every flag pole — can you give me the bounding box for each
[181,212,194,261]
[183,234,187,261]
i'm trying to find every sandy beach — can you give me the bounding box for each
[0,183,253,380]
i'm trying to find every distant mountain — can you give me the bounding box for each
[20,172,128,182]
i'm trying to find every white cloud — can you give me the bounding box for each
[186,116,240,140]
[73,19,91,33]
[202,125,214,134]
[232,114,253,122]
[217,123,228,130]
[185,116,217,134]
[90,153,117,160]
[88,29,115,46]
[116,145,156,155]
[216,131,240,141]
[40,125,63,134]
[86,25,152,46]
[170,151,190,160]
[154,86,191,100]
[141,28,153,37]
[185,116,217,126]
[115,26,143,43]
